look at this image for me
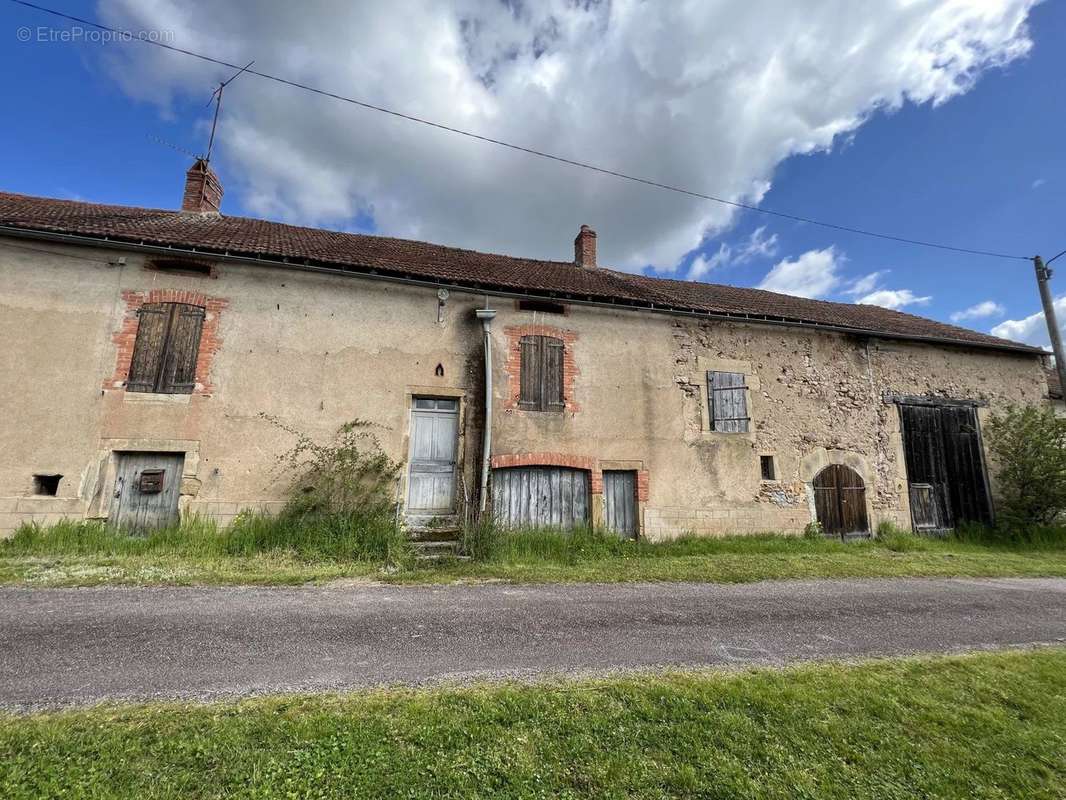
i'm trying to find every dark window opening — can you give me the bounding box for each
[760,455,775,481]
[517,298,567,315]
[33,474,62,496]
[126,302,206,394]
[144,259,216,278]
[708,371,750,432]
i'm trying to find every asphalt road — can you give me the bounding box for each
[1,577,1064,710]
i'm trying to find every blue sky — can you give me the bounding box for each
[1,1,1063,347]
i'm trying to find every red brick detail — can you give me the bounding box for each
[491,452,603,494]
[502,324,580,413]
[104,289,229,395]
[574,224,597,268]
[636,469,650,502]
[181,159,223,214]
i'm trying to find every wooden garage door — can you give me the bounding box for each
[492,467,590,530]
[813,465,869,539]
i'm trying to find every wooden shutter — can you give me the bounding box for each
[708,371,749,432]
[126,302,204,395]
[544,338,565,411]
[126,304,170,393]
[159,305,205,393]
[519,335,565,411]
[519,336,542,410]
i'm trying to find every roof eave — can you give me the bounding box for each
[0,223,1046,358]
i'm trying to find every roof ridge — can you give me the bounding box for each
[0,189,1044,355]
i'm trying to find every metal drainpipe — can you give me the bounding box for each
[475,308,497,517]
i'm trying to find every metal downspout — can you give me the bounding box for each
[475,308,497,517]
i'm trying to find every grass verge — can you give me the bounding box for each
[1,649,1064,798]
[2,517,1066,586]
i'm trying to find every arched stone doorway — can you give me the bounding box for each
[813,465,869,539]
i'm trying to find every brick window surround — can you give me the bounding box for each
[490,452,650,501]
[502,323,580,412]
[105,288,228,395]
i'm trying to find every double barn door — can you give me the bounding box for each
[899,404,992,531]
[813,464,869,539]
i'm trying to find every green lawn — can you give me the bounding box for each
[2,519,1065,586]
[2,649,1064,799]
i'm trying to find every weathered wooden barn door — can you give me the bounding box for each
[108,452,185,532]
[813,465,869,539]
[603,470,638,539]
[940,406,993,526]
[406,398,459,525]
[899,403,991,531]
[492,467,589,530]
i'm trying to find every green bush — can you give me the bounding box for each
[253,416,410,565]
[986,406,1066,535]
[954,520,1066,549]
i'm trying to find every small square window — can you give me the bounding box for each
[32,474,62,496]
[760,456,775,481]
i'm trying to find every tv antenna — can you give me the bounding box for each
[205,59,255,162]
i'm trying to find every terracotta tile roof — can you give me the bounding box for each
[0,190,1042,355]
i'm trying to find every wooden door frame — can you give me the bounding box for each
[800,448,875,536]
[401,387,467,522]
[107,451,186,530]
[812,464,870,538]
[86,438,200,522]
[896,401,995,532]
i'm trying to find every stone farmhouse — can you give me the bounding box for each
[0,160,1052,541]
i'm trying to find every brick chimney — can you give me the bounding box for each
[181,158,223,214]
[574,224,597,269]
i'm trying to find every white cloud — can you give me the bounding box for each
[950,300,1006,323]
[688,226,778,280]
[1032,178,1047,189]
[98,0,1036,270]
[991,296,1065,349]
[843,270,887,297]
[855,289,932,310]
[757,247,843,299]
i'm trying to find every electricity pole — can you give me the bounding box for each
[1034,255,1066,395]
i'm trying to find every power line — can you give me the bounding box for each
[9,0,1042,262]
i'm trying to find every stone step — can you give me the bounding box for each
[408,528,462,542]
[411,538,468,561]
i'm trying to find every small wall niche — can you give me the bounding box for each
[32,474,62,496]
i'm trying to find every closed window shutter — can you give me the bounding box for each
[544,338,565,410]
[519,336,542,409]
[708,371,749,432]
[159,305,205,393]
[126,302,205,395]
[519,335,565,411]
[126,304,170,393]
